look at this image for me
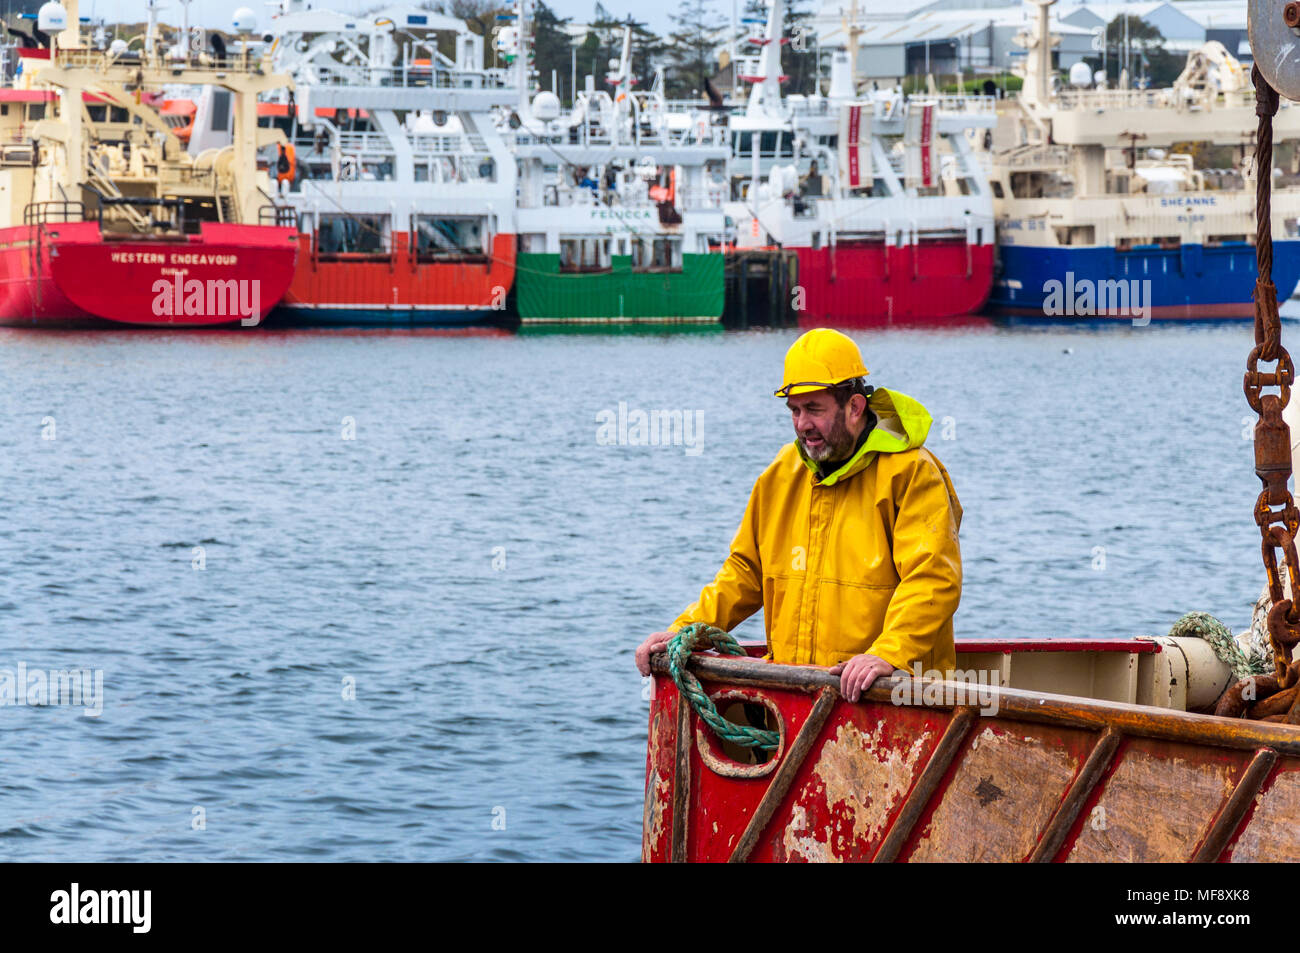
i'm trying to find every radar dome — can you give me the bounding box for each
[1068,61,1093,87]
[37,1,67,32]
[232,7,258,33]
[531,91,561,122]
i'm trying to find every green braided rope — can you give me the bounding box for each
[668,623,780,751]
[1168,610,1271,679]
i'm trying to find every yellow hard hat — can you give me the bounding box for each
[774,329,870,397]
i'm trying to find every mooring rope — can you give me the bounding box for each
[667,623,780,751]
[1169,610,1272,679]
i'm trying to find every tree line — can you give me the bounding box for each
[437,0,819,103]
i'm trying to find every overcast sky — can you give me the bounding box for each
[74,0,698,37]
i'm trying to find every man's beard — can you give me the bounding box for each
[799,408,856,463]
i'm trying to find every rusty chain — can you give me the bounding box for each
[1216,66,1300,722]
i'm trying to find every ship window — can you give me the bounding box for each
[1,105,8,116]
[559,237,611,273]
[632,236,681,273]
[110,107,129,123]
[414,216,486,259]
[27,104,44,121]
[991,180,1004,198]
[1206,234,1248,246]
[87,104,107,122]
[1054,225,1095,245]
[211,91,231,133]
[734,131,752,156]
[316,213,389,255]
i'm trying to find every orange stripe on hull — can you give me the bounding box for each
[283,231,517,311]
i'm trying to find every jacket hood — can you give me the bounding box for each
[796,387,933,486]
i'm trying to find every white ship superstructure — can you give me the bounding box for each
[986,0,1300,319]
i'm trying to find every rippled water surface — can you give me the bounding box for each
[0,321,1278,860]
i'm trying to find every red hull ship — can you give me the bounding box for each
[792,241,995,326]
[254,7,521,328]
[0,220,297,327]
[0,19,299,328]
[278,232,516,326]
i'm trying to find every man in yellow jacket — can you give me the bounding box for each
[635,329,963,702]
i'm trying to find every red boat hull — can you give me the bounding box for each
[644,640,1300,862]
[0,222,299,327]
[792,240,994,326]
[276,232,516,326]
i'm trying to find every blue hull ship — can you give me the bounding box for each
[988,239,1300,321]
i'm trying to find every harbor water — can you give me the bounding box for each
[0,321,1274,861]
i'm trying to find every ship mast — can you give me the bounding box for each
[58,0,79,49]
[844,0,860,95]
[747,0,784,118]
[516,0,530,115]
[1018,0,1057,108]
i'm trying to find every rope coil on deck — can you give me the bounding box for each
[1170,610,1272,679]
[667,623,780,751]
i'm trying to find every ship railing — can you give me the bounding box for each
[1001,144,1072,169]
[409,132,489,155]
[307,63,510,90]
[332,130,491,158]
[931,94,997,115]
[77,188,187,233]
[677,187,726,210]
[659,100,711,114]
[54,47,265,77]
[157,165,215,187]
[1053,87,1257,113]
[259,204,297,227]
[23,201,84,226]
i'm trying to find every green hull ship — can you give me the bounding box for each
[514,252,725,326]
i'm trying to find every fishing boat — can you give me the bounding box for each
[642,634,1300,862]
[0,0,298,327]
[504,10,729,327]
[724,0,996,326]
[986,0,1300,321]
[253,0,518,327]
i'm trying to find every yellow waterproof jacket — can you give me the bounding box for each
[670,388,962,673]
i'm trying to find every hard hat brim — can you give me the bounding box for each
[774,373,869,399]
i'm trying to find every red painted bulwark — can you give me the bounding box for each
[645,653,1300,862]
[0,222,298,326]
[793,241,994,325]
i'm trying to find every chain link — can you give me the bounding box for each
[1218,66,1300,721]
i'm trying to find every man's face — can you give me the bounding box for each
[786,389,856,462]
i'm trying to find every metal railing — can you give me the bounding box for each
[55,47,262,75]
[1053,86,1256,113]
[1001,144,1072,169]
[305,63,511,90]
[259,204,297,226]
[24,201,84,226]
